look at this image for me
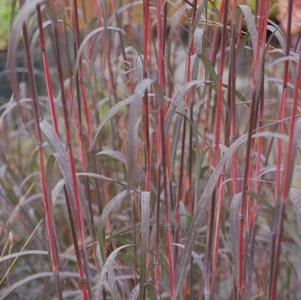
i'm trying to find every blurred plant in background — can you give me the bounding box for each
[0,0,11,50]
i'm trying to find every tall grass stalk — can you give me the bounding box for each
[229,0,238,196]
[175,0,197,257]
[237,1,269,296]
[206,1,229,298]
[155,0,175,297]
[203,3,226,297]
[143,0,151,192]
[245,3,268,296]
[269,1,293,298]
[47,1,90,298]
[269,26,301,300]
[36,5,59,136]
[274,0,293,200]
[19,2,62,298]
[72,0,93,151]
[140,1,151,297]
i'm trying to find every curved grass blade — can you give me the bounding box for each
[139,191,150,299]
[0,272,80,300]
[97,190,133,264]
[175,131,289,295]
[95,244,134,299]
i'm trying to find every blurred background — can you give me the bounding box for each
[0,0,298,51]
[0,0,300,102]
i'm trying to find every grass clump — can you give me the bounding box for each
[0,1,301,299]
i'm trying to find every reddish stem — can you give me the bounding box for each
[19,2,62,297]
[274,0,293,200]
[37,5,59,135]
[49,1,90,298]
[237,0,268,296]
[156,0,175,297]
[209,1,229,296]
[269,16,300,300]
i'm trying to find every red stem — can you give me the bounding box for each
[143,0,151,192]
[156,0,175,297]
[72,0,93,151]
[49,1,89,298]
[237,0,268,296]
[274,0,293,200]
[269,34,301,300]
[209,1,229,296]
[19,2,62,297]
[37,5,59,135]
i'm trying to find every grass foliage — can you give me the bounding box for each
[0,0,301,299]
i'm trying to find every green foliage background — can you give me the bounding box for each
[0,0,11,50]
